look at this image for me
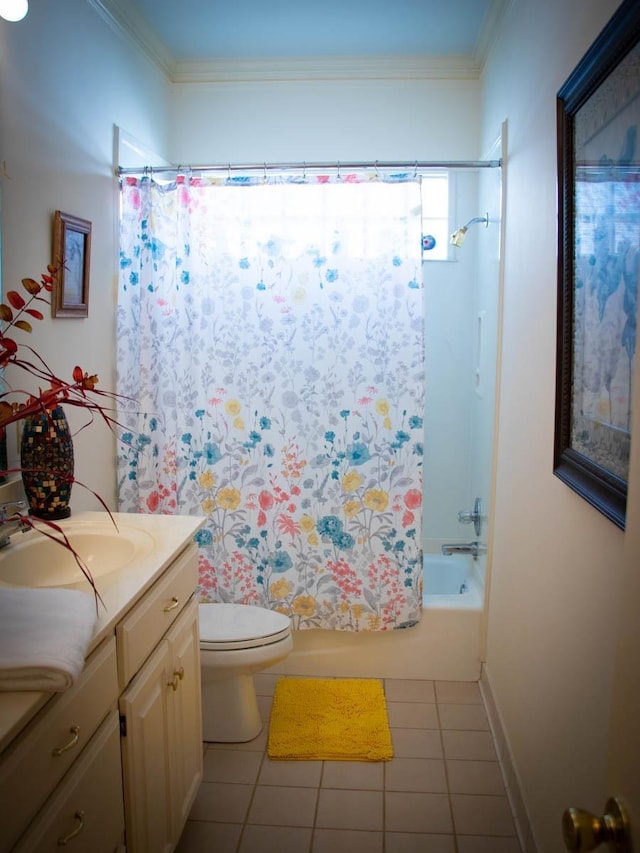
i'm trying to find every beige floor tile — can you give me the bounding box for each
[391,727,443,759]
[438,703,489,731]
[312,828,384,852]
[385,679,436,703]
[316,788,384,831]
[387,701,439,729]
[441,730,497,761]
[188,782,253,823]
[209,727,268,752]
[446,759,505,795]
[202,747,263,784]
[258,694,273,721]
[385,833,456,852]
[239,824,313,852]
[322,760,384,790]
[385,791,453,834]
[248,784,318,827]
[175,820,242,852]
[456,835,523,852]
[451,793,516,836]
[435,681,483,704]
[385,757,447,792]
[259,757,323,787]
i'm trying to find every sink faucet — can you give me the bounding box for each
[0,501,31,548]
[441,541,487,559]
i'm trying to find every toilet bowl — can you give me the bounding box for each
[199,602,293,742]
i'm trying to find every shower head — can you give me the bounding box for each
[449,213,489,247]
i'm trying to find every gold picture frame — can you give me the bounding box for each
[52,210,91,318]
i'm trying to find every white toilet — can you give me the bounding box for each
[199,602,293,742]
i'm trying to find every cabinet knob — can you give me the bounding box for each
[52,726,80,757]
[168,673,180,691]
[163,596,180,613]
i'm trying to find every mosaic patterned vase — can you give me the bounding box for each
[21,405,74,519]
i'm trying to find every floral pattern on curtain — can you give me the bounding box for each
[117,173,424,631]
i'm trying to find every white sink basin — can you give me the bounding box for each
[0,520,156,587]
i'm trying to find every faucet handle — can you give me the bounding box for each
[0,500,27,521]
[457,497,484,536]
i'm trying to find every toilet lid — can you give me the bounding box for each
[199,603,292,650]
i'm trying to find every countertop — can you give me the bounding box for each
[0,510,204,753]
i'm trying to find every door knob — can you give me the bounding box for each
[562,797,632,851]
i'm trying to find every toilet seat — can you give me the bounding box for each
[199,603,291,651]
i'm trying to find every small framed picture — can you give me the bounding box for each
[52,211,91,318]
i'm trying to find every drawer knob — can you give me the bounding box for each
[52,726,80,757]
[57,810,85,845]
[163,596,180,613]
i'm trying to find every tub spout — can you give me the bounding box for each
[441,541,487,559]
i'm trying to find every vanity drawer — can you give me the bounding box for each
[116,545,197,689]
[12,710,125,853]
[0,636,118,853]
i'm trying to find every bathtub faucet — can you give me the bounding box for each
[441,541,487,559]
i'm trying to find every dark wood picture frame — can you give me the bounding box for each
[52,211,91,318]
[554,0,640,530]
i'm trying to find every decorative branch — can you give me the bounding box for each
[0,262,129,602]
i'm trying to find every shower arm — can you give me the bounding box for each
[449,213,489,247]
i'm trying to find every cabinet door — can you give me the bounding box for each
[13,711,125,853]
[119,639,175,853]
[166,597,203,833]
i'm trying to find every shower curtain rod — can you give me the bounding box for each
[118,158,501,176]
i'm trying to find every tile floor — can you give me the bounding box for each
[176,675,523,853]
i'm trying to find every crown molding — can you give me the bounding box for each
[86,0,176,79]
[474,0,512,70]
[172,55,481,85]
[86,0,481,85]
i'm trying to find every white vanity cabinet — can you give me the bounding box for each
[0,524,203,853]
[119,596,202,853]
[0,636,122,852]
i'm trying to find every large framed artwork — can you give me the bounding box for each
[555,0,640,529]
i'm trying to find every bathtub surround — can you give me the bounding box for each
[117,174,425,632]
[270,554,483,682]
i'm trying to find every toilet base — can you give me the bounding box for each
[201,673,263,742]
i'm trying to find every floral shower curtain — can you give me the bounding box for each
[117,171,424,631]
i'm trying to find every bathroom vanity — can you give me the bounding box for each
[0,511,204,853]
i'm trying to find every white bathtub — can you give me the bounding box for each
[270,553,484,682]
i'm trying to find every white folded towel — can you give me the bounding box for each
[0,587,97,692]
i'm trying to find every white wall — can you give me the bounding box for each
[0,0,170,510]
[481,1,627,850]
[169,77,481,164]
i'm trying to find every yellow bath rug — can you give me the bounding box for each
[267,677,393,761]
